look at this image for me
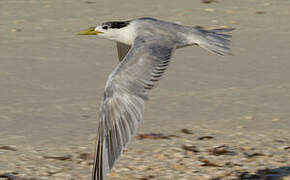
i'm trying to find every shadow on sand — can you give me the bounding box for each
[213,166,290,180]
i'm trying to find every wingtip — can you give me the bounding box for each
[92,137,106,180]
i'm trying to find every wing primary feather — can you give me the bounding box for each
[92,37,176,180]
[92,137,106,180]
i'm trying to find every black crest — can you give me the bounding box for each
[102,21,130,29]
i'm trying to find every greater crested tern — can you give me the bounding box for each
[79,17,233,180]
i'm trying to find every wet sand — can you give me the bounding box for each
[0,0,289,179]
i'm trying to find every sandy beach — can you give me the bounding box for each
[0,0,289,179]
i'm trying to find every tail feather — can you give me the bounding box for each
[195,27,234,56]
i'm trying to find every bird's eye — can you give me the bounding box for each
[102,25,109,30]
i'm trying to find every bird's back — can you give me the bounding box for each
[131,17,193,47]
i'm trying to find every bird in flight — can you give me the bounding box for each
[78,17,233,180]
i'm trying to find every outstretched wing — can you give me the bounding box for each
[116,42,131,62]
[93,37,176,180]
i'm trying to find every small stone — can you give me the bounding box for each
[231,20,238,24]
[11,28,22,32]
[237,125,245,129]
[281,146,290,150]
[136,133,171,140]
[225,10,234,14]
[280,177,290,180]
[78,152,93,160]
[53,173,71,178]
[84,1,96,4]
[198,136,214,140]
[109,172,121,178]
[135,165,147,171]
[81,107,91,111]
[201,0,216,4]
[209,145,236,156]
[244,116,254,120]
[43,154,72,161]
[211,20,218,23]
[117,167,130,172]
[172,152,184,158]
[204,8,215,12]
[0,145,17,151]
[182,145,199,153]
[256,11,266,14]
[180,128,193,134]
[240,146,253,151]
[198,157,221,167]
[152,153,165,159]
[172,163,185,171]
[272,118,280,122]
[244,152,265,158]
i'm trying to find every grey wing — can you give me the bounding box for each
[116,42,131,62]
[92,37,176,180]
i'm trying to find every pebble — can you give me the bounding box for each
[1,130,289,180]
[225,10,234,14]
[272,118,280,122]
[109,172,121,178]
[281,177,290,180]
[231,20,238,24]
[11,28,22,32]
[256,11,266,15]
[244,115,254,120]
[201,0,216,4]
[236,125,245,129]
[204,8,215,12]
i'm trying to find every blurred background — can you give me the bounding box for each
[0,0,289,179]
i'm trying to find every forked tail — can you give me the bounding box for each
[193,27,234,56]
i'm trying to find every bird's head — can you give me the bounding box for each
[78,20,135,45]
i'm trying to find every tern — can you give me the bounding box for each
[78,17,233,180]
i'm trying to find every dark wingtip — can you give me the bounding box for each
[92,138,104,180]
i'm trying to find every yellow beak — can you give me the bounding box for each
[78,27,102,35]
